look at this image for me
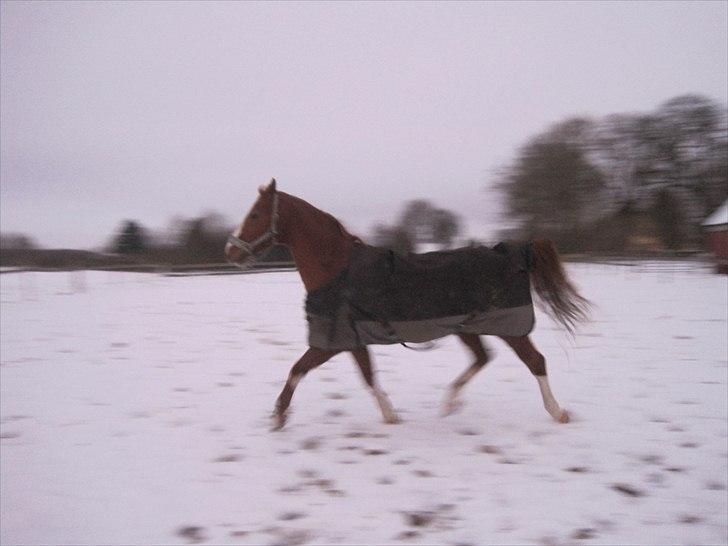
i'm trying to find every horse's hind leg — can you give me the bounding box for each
[351,347,400,424]
[272,347,338,430]
[442,333,491,416]
[500,335,569,423]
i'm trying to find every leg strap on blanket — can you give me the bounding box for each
[400,341,437,351]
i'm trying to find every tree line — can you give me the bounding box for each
[497,94,727,253]
[109,213,292,265]
[2,93,725,267]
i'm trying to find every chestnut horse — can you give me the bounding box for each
[225,180,589,430]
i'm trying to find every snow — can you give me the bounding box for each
[1,264,726,545]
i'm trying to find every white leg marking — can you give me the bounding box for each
[442,366,479,416]
[442,388,463,416]
[371,385,400,424]
[536,375,569,423]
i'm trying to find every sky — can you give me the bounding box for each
[1,1,727,249]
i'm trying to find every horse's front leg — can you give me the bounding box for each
[273,347,338,430]
[350,347,400,424]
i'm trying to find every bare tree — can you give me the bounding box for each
[499,121,607,250]
[399,200,461,247]
[371,224,415,255]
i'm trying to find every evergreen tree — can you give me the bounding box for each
[114,221,147,254]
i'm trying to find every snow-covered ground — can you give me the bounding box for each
[1,263,726,546]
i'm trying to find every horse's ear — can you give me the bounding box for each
[259,178,277,195]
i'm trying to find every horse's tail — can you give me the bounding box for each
[529,239,590,334]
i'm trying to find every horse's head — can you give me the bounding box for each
[225,178,280,269]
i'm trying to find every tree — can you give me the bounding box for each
[371,224,415,255]
[500,121,607,250]
[0,233,37,250]
[653,95,728,229]
[182,212,231,263]
[399,200,461,247]
[591,95,727,248]
[114,221,147,255]
[430,208,460,247]
[652,188,685,251]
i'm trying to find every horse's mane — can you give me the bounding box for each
[281,192,361,243]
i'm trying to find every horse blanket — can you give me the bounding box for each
[305,242,536,351]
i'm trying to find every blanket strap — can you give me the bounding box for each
[346,299,438,351]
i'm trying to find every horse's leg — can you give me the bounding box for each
[442,333,491,416]
[350,347,400,424]
[500,335,570,423]
[272,347,338,430]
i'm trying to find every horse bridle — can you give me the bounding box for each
[227,190,280,266]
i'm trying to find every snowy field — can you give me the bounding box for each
[1,263,726,546]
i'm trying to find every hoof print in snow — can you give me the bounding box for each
[705,481,726,490]
[325,409,346,418]
[278,511,306,521]
[458,428,480,436]
[403,511,435,527]
[176,525,207,544]
[363,448,388,456]
[0,432,21,440]
[395,530,421,541]
[300,437,322,451]
[679,442,700,448]
[377,476,395,485]
[325,488,346,497]
[412,469,434,478]
[392,458,411,465]
[678,514,703,524]
[565,466,590,473]
[213,454,242,463]
[497,458,520,465]
[639,454,663,465]
[571,528,597,540]
[269,529,312,546]
[610,483,645,498]
[477,445,503,455]
[325,392,347,400]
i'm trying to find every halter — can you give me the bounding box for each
[227,191,280,269]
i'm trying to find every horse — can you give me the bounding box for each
[225,179,589,430]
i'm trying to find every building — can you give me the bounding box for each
[702,200,728,273]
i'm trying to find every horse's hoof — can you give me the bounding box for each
[557,410,570,424]
[384,415,401,425]
[271,411,287,431]
[442,397,463,417]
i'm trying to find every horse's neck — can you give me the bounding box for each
[279,194,355,292]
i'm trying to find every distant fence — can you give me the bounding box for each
[0,261,297,276]
[1,255,721,277]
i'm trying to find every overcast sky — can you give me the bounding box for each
[1,1,726,249]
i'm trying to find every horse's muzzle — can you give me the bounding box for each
[224,242,255,270]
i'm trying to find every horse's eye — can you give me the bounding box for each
[250,212,259,220]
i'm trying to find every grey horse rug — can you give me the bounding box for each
[305,242,536,351]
